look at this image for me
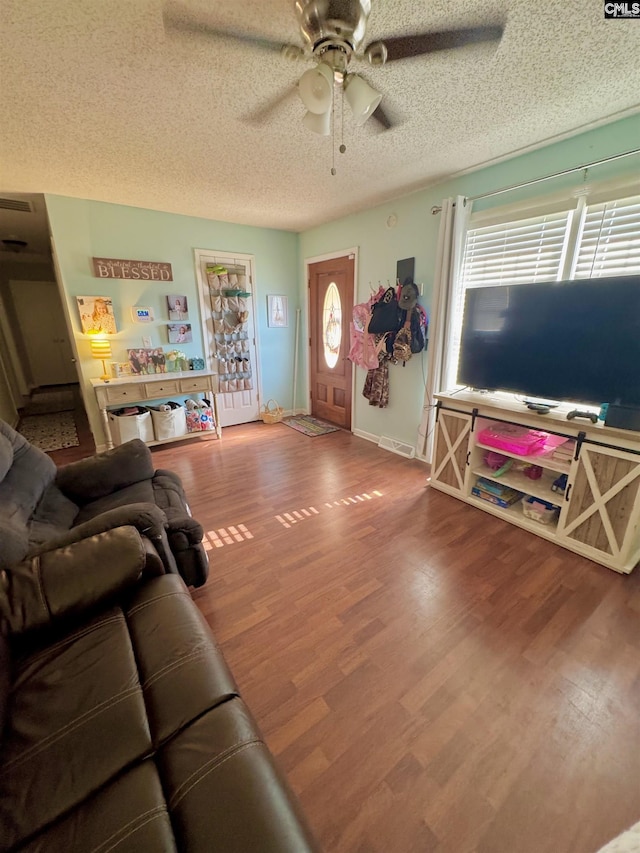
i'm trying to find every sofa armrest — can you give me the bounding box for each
[55,439,155,504]
[0,527,146,635]
[28,503,179,576]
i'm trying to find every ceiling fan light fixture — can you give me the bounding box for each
[344,73,382,125]
[302,108,331,136]
[298,61,334,114]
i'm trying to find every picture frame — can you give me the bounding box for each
[76,295,118,334]
[267,294,288,328]
[127,348,167,375]
[167,294,189,321]
[167,323,193,344]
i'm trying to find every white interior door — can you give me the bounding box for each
[194,250,260,426]
[10,280,78,386]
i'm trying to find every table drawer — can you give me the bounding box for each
[179,377,211,393]
[104,385,137,404]
[144,380,180,397]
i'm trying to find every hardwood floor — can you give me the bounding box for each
[148,423,640,853]
[51,422,639,851]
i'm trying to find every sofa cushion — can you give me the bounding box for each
[27,483,79,550]
[73,480,155,526]
[0,608,152,850]
[0,432,12,482]
[18,761,177,853]
[124,574,237,745]
[0,422,56,569]
[159,696,320,853]
[55,438,155,504]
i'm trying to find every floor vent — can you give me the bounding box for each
[378,436,416,459]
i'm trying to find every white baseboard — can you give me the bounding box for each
[353,428,380,445]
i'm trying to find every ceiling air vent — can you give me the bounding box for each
[0,197,33,213]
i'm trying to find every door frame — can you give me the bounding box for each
[193,248,263,421]
[304,247,358,430]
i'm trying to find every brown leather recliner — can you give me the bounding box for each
[0,419,209,588]
[0,527,319,852]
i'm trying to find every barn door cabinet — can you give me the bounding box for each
[431,391,640,574]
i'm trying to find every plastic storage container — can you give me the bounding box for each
[150,402,187,441]
[108,406,154,446]
[478,422,550,455]
[522,496,560,524]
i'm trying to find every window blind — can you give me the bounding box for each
[573,194,640,278]
[460,210,571,289]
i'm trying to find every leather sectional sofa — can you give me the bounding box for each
[0,419,209,588]
[0,526,318,851]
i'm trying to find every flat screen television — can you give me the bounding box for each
[457,275,640,407]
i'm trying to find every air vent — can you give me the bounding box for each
[0,198,32,213]
[378,436,416,459]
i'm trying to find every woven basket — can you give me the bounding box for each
[260,399,284,424]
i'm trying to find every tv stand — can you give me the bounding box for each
[430,391,640,574]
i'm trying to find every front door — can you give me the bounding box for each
[309,255,354,429]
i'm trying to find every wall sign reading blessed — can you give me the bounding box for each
[92,257,173,281]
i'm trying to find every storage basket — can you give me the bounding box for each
[108,407,154,445]
[150,402,187,441]
[186,399,216,433]
[260,399,283,424]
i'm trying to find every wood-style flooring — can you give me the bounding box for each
[149,423,640,853]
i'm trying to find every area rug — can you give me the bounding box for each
[18,411,79,452]
[24,386,76,416]
[283,415,340,437]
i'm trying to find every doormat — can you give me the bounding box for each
[24,386,76,416]
[283,415,340,437]
[18,411,79,452]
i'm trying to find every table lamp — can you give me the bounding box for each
[90,337,112,380]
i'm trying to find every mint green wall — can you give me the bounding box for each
[45,196,298,445]
[299,113,640,450]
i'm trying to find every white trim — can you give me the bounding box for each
[303,247,359,430]
[193,248,263,423]
[352,427,380,445]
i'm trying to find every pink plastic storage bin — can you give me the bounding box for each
[478,423,550,455]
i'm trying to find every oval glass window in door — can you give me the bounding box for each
[323,281,342,369]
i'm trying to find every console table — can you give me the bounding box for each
[91,370,220,449]
[431,391,640,574]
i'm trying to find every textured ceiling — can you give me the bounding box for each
[1,0,639,232]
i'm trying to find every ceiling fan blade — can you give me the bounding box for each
[242,84,300,125]
[370,103,396,131]
[370,25,504,63]
[163,1,294,55]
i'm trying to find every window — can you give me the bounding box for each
[446,191,640,390]
[572,195,640,278]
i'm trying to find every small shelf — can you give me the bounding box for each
[467,494,560,535]
[475,441,572,475]
[471,465,565,505]
[147,430,216,447]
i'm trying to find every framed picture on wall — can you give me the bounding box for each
[167,323,193,344]
[267,294,288,328]
[167,295,188,321]
[77,296,118,334]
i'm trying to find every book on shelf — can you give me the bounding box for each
[475,477,522,499]
[472,486,524,508]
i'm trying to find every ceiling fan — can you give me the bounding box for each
[163,0,504,134]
